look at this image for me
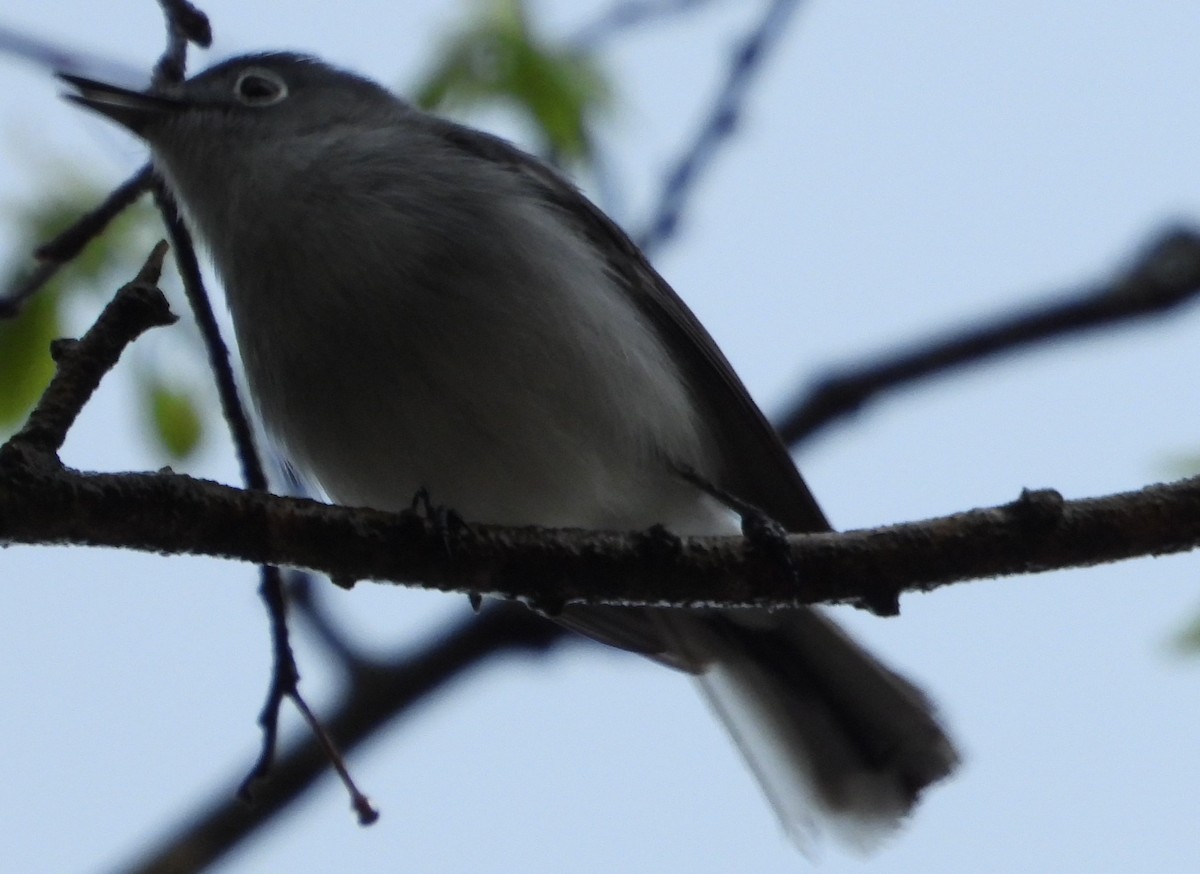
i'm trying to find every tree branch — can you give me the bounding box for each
[153,0,211,85]
[3,441,1199,610]
[777,226,1200,444]
[0,165,155,318]
[116,602,569,874]
[5,242,174,454]
[635,0,807,254]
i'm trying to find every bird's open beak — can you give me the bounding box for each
[58,72,182,135]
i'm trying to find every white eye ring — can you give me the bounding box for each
[233,68,289,106]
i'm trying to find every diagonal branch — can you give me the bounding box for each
[571,0,720,49]
[635,0,807,254]
[777,227,1200,445]
[0,165,155,318]
[115,603,568,874]
[6,242,174,455]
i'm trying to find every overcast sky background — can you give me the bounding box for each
[2,1,1200,872]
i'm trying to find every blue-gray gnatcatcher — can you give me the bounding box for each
[62,53,957,848]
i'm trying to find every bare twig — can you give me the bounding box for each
[235,566,298,798]
[778,227,1200,445]
[152,183,362,818]
[153,186,266,490]
[5,242,174,455]
[289,691,379,825]
[37,166,155,262]
[237,567,379,825]
[161,0,213,45]
[154,0,212,85]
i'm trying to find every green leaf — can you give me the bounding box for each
[414,0,611,162]
[0,279,59,430]
[145,380,204,460]
[1168,611,1200,655]
[1,178,164,433]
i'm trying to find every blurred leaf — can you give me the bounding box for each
[0,278,59,429]
[16,189,159,298]
[414,0,611,161]
[1,178,162,435]
[1166,614,1200,653]
[144,378,204,460]
[1161,453,1200,479]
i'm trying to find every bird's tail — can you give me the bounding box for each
[660,606,959,850]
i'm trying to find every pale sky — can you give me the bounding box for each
[2,2,1199,872]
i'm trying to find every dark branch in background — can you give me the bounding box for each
[567,0,720,220]
[120,601,568,874]
[0,165,153,318]
[635,0,806,254]
[0,21,146,83]
[778,227,1200,445]
[571,0,720,48]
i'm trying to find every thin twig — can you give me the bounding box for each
[116,605,567,874]
[777,227,1200,445]
[151,186,348,813]
[144,0,337,815]
[236,566,298,801]
[238,566,378,824]
[152,186,266,490]
[154,0,212,85]
[636,0,806,254]
[289,692,379,825]
[37,166,155,262]
[162,0,213,45]
[6,242,174,455]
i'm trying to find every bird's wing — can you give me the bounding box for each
[432,118,828,534]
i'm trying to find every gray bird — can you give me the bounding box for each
[62,53,958,849]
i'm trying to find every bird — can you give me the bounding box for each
[61,52,958,849]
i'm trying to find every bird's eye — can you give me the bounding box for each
[233,68,288,106]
